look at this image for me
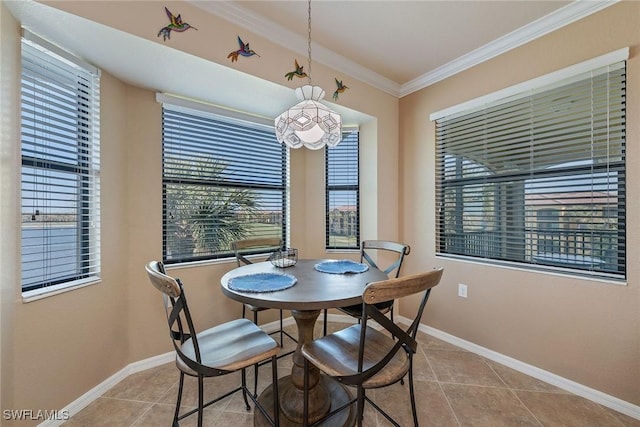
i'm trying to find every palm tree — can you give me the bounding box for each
[164,156,259,260]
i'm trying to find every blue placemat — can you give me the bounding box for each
[314,260,369,274]
[228,273,297,293]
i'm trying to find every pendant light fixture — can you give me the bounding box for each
[275,0,342,150]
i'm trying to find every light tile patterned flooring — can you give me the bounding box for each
[63,321,639,427]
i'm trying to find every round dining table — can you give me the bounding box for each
[220,259,388,427]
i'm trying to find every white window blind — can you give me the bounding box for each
[21,32,101,293]
[326,130,360,249]
[161,103,288,263]
[434,58,626,280]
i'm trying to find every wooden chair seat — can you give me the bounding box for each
[303,268,444,427]
[302,324,408,389]
[177,318,279,375]
[145,261,280,426]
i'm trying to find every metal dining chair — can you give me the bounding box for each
[231,237,297,395]
[302,268,443,427]
[323,240,411,336]
[145,261,280,427]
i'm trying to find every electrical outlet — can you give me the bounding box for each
[458,283,468,298]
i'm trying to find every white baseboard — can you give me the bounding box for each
[395,317,640,421]
[41,314,639,425]
[38,352,175,427]
[39,316,303,426]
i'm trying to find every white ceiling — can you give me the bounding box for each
[192,0,615,96]
[196,1,568,85]
[5,0,617,122]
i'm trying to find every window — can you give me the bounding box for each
[21,31,101,294]
[161,100,288,264]
[432,50,626,280]
[326,130,359,249]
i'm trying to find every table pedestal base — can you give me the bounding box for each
[254,375,355,427]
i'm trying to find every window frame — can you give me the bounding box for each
[431,49,627,281]
[20,30,101,297]
[159,96,289,265]
[325,129,360,250]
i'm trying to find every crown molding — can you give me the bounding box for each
[399,0,619,97]
[190,0,618,99]
[188,0,402,97]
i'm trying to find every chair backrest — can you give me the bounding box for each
[360,240,411,278]
[231,237,283,266]
[145,261,213,375]
[353,268,444,384]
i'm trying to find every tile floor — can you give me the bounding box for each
[63,321,639,427]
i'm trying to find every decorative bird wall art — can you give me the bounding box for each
[157,7,197,41]
[227,36,260,62]
[333,78,349,101]
[284,59,308,81]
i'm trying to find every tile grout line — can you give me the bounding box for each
[128,402,156,427]
[480,356,510,389]
[434,380,462,427]
[421,345,462,426]
[482,358,545,427]
[97,395,160,405]
[506,388,545,427]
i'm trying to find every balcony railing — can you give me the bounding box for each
[442,229,621,274]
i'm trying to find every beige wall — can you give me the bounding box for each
[399,1,639,406]
[0,60,134,419]
[0,1,21,419]
[0,0,399,422]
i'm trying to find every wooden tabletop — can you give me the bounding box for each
[221,259,389,311]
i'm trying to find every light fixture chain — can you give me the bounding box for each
[307,0,312,85]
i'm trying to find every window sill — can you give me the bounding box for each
[164,256,238,272]
[435,254,627,286]
[325,249,360,254]
[22,276,102,303]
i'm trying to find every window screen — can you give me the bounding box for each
[435,60,626,279]
[326,130,360,249]
[21,33,101,292]
[162,105,288,264]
